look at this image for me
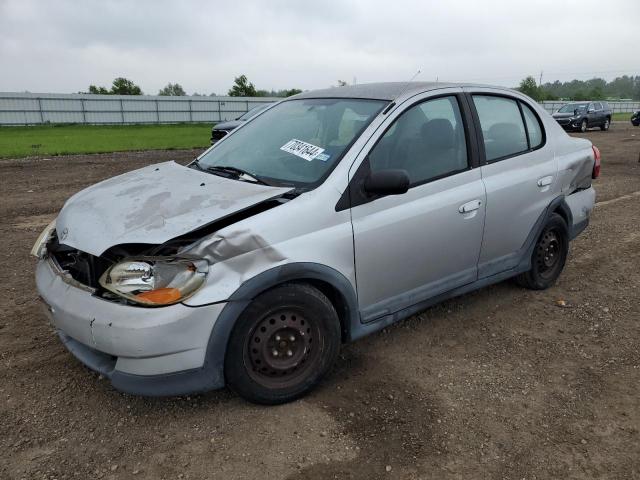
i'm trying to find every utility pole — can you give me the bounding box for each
[539,70,543,86]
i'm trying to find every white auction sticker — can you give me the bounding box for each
[280,139,325,161]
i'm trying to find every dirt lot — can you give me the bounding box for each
[1,124,639,480]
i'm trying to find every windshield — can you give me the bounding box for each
[558,103,588,113]
[238,103,270,121]
[197,98,387,187]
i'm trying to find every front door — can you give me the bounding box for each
[349,93,486,321]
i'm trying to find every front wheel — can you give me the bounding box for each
[580,119,588,133]
[600,118,610,131]
[516,213,569,290]
[225,283,341,404]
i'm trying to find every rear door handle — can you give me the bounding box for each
[458,199,482,213]
[537,176,554,187]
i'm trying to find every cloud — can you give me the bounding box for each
[0,0,638,94]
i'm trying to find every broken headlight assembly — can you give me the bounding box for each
[99,258,208,306]
[31,220,57,258]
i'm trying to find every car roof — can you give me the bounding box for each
[292,82,478,101]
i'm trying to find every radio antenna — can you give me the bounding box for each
[382,68,422,115]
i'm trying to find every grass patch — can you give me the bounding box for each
[612,112,635,121]
[0,123,212,159]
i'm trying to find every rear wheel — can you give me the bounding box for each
[225,283,340,404]
[516,213,569,290]
[580,119,588,133]
[600,117,610,131]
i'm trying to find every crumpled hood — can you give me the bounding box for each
[56,161,292,256]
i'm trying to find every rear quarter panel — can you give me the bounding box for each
[553,129,594,194]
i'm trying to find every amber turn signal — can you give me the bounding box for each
[135,288,182,304]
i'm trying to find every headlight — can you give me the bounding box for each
[99,258,208,306]
[31,220,57,258]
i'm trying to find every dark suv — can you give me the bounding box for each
[631,110,640,126]
[552,101,612,132]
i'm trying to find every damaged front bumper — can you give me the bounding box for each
[36,258,227,396]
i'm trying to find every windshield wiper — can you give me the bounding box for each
[205,165,270,186]
[191,159,205,171]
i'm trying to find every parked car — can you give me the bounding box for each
[210,102,273,143]
[33,82,599,404]
[631,110,640,126]
[552,101,611,132]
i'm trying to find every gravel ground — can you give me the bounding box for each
[1,125,639,480]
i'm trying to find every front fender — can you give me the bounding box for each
[194,262,360,387]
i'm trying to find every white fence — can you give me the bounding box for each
[0,92,279,126]
[540,100,639,114]
[1,93,638,126]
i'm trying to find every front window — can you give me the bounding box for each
[369,96,469,186]
[197,98,387,187]
[558,103,588,113]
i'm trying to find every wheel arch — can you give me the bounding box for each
[551,199,572,228]
[202,263,360,385]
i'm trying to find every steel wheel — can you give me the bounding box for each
[244,309,321,389]
[225,283,341,404]
[535,229,562,280]
[515,213,569,290]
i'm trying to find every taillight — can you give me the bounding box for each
[592,145,601,179]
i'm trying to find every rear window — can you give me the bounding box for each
[521,103,544,149]
[472,95,546,162]
[473,95,528,161]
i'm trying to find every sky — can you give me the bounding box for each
[0,0,638,95]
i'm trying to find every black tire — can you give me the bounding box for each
[225,283,340,404]
[580,119,588,133]
[516,213,569,290]
[600,117,610,131]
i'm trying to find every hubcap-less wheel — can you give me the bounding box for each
[225,283,340,404]
[515,213,568,291]
[244,309,320,389]
[536,229,561,280]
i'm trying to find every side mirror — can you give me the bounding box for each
[574,109,581,116]
[587,108,595,113]
[364,169,410,196]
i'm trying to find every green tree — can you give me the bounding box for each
[517,76,542,101]
[88,85,110,94]
[588,86,605,100]
[573,90,589,101]
[228,75,257,97]
[282,88,302,97]
[158,83,186,96]
[110,77,143,95]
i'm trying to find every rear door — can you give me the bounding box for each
[466,90,557,277]
[348,91,486,321]
[587,102,598,126]
[593,102,604,125]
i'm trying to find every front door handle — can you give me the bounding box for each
[537,176,554,187]
[458,199,482,214]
